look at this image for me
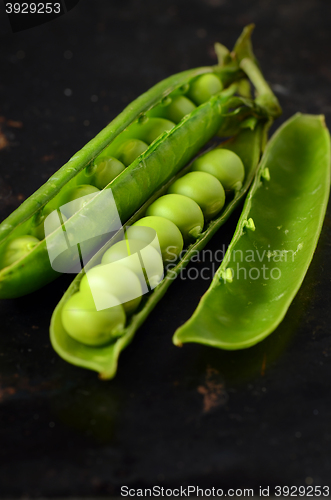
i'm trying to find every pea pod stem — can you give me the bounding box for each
[225,23,281,118]
[232,23,257,64]
[240,58,281,118]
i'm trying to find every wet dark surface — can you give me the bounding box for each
[1,0,331,497]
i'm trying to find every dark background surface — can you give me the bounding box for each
[1,0,331,497]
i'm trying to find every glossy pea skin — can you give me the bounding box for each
[147,95,196,124]
[91,156,126,189]
[131,216,183,262]
[1,235,40,269]
[80,263,142,315]
[155,95,196,123]
[142,118,175,144]
[187,74,223,105]
[173,114,329,351]
[61,291,126,346]
[163,96,196,123]
[191,148,245,191]
[168,171,225,220]
[146,194,204,241]
[62,184,100,218]
[116,139,148,166]
[101,238,163,289]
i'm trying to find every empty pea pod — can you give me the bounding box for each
[0,25,273,299]
[187,73,223,105]
[173,114,331,349]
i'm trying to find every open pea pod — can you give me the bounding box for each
[50,119,269,379]
[0,25,279,299]
[173,113,331,349]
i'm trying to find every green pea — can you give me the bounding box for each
[1,235,40,268]
[168,171,225,220]
[74,162,97,186]
[101,238,163,289]
[164,96,196,123]
[62,184,100,218]
[143,118,175,144]
[91,156,126,189]
[80,263,142,315]
[61,291,126,346]
[116,139,148,166]
[130,216,183,262]
[146,193,204,241]
[31,207,67,240]
[191,148,245,191]
[187,73,223,105]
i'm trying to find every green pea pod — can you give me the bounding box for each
[50,119,268,379]
[173,113,331,349]
[0,25,278,299]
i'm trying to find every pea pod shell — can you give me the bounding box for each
[50,121,266,379]
[173,113,331,349]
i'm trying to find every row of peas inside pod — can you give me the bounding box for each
[0,73,224,271]
[61,145,245,346]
